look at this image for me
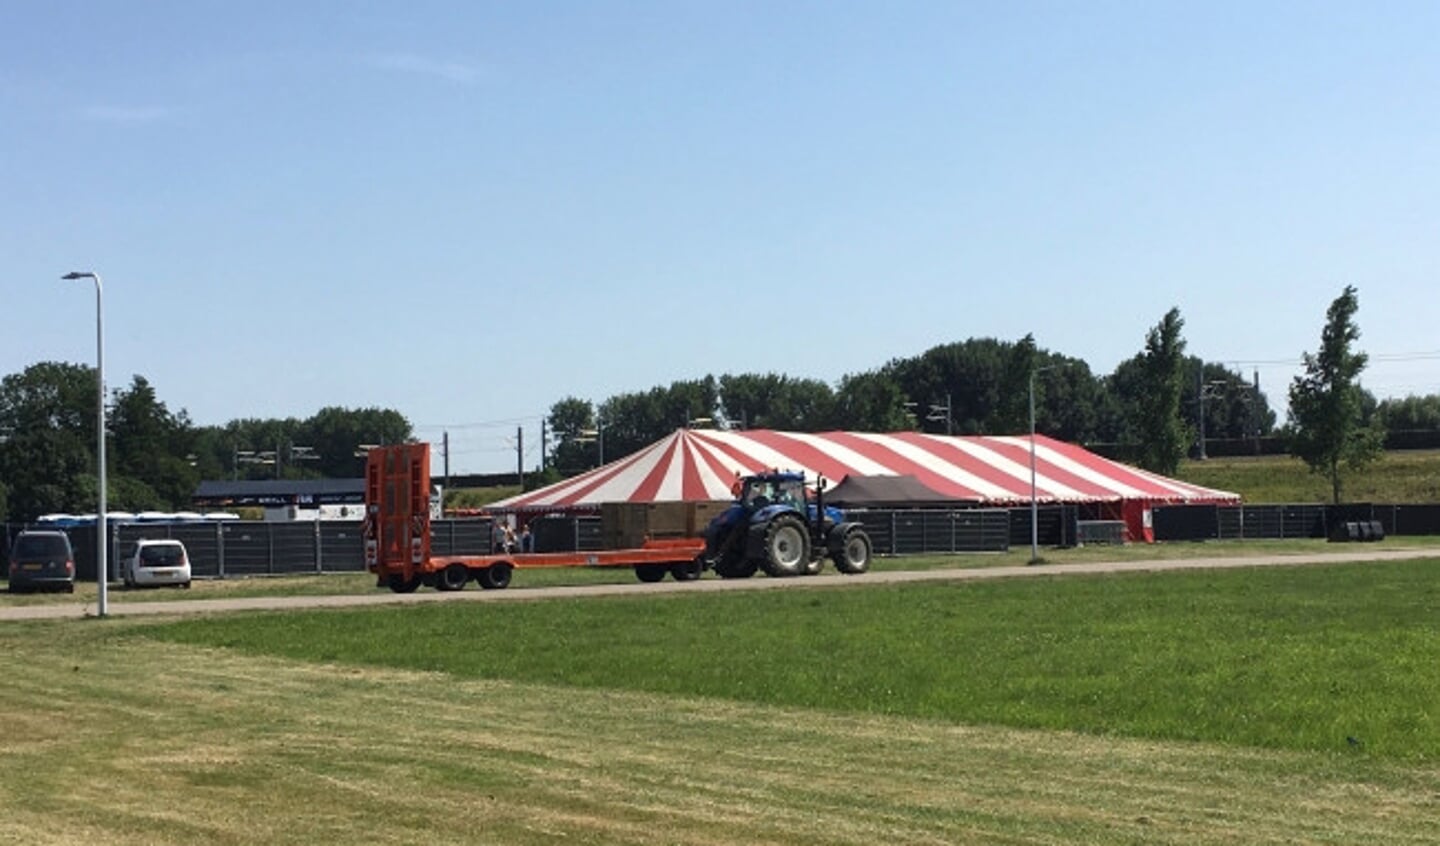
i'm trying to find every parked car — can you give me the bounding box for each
[8,530,76,593]
[123,539,192,589]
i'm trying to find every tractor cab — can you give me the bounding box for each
[739,474,806,512]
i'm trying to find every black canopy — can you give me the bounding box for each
[824,474,966,508]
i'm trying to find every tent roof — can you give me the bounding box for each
[492,429,1240,510]
[825,474,961,507]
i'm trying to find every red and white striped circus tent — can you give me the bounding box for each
[491,429,1239,540]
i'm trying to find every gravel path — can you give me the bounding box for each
[4,546,1438,622]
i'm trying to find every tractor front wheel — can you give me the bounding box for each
[832,527,873,575]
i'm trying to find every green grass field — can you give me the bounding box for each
[1175,448,1440,503]
[145,560,1440,761]
[2,556,1438,843]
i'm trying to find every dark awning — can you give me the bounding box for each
[192,478,365,507]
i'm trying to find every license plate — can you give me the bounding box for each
[22,563,41,571]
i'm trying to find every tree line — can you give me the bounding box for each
[548,288,1417,503]
[0,364,409,521]
[0,287,1421,520]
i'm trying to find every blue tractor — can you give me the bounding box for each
[701,471,873,578]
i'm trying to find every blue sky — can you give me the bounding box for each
[3,2,1437,472]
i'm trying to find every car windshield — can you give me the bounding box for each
[139,545,185,567]
[13,535,70,559]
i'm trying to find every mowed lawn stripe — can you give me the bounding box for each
[143,559,1440,760]
[1,631,1437,844]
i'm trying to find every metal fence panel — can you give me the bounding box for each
[219,523,276,576]
[319,522,365,572]
[1217,506,1242,540]
[269,523,317,575]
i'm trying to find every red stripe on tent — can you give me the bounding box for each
[688,436,741,492]
[742,430,869,481]
[680,439,719,500]
[823,432,986,500]
[630,437,682,503]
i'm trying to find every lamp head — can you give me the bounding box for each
[62,271,96,281]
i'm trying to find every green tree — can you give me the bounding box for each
[1134,308,1191,475]
[1287,285,1384,503]
[0,362,99,520]
[109,375,199,509]
[546,397,599,473]
[1377,394,1440,432]
[597,378,719,465]
[717,373,836,431]
[833,371,912,431]
[297,406,412,477]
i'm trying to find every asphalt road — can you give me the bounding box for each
[4,546,1438,623]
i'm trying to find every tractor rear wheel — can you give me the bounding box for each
[760,515,810,577]
[714,554,758,579]
[832,527,873,575]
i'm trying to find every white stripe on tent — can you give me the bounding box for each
[652,437,688,501]
[989,436,1148,499]
[700,431,819,476]
[940,436,1092,501]
[780,431,899,477]
[848,432,1023,499]
[578,438,675,504]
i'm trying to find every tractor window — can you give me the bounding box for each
[775,480,804,508]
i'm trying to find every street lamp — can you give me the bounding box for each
[1028,363,1068,564]
[62,271,107,616]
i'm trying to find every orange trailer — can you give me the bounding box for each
[363,444,705,592]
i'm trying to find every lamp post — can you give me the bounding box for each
[62,271,107,616]
[1028,363,1067,564]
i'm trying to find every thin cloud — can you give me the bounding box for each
[81,105,170,123]
[368,53,482,84]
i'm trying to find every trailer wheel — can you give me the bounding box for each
[478,563,512,590]
[635,564,667,583]
[670,558,703,581]
[832,527,873,575]
[760,515,810,577]
[436,563,469,592]
[387,574,422,593]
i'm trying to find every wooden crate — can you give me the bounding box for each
[598,501,736,548]
[600,502,692,549]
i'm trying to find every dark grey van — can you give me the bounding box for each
[7,530,76,593]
